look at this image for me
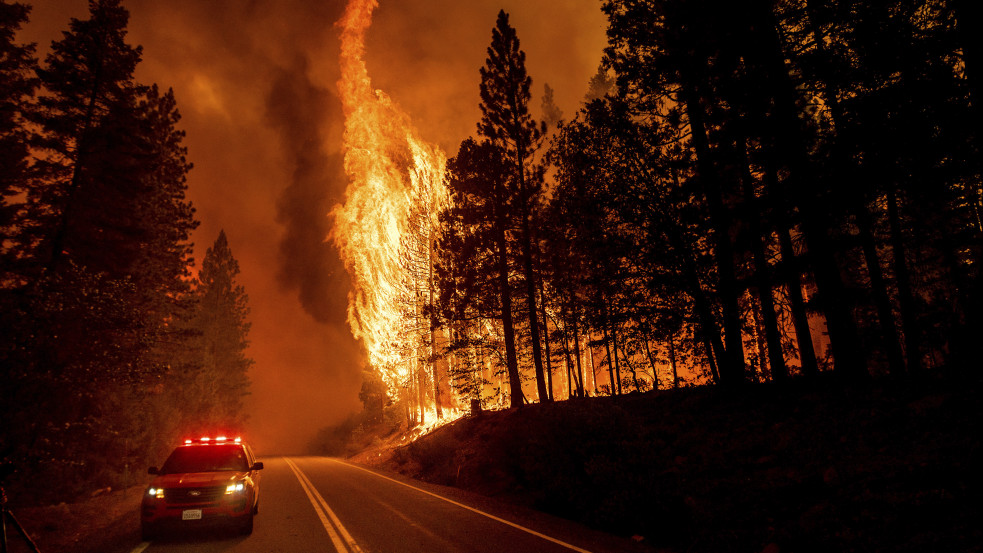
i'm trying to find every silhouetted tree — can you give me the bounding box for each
[477,11,550,402]
[437,138,524,408]
[179,230,253,428]
[26,0,143,272]
[584,65,615,102]
[541,83,563,129]
[596,0,979,383]
[0,0,200,500]
[0,0,37,273]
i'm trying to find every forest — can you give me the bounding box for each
[343,0,983,427]
[333,1,980,549]
[2,0,979,515]
[0,0,253,502]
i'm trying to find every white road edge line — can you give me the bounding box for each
[335,459,596,553]
[284,457,362,553]
[128,542,150,553]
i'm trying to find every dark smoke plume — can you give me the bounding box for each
[266,55,351,326]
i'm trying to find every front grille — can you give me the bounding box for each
[166,486,225,504]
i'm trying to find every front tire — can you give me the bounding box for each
[141,522,157,541]
[239,513,254,535]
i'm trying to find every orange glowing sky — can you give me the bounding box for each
[21,0,606,453]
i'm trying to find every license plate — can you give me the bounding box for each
[182,509,202,521]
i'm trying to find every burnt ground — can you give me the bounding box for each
[352,371,981,553]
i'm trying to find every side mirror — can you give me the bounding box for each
[148,466,159,475]
[251,462,264,471]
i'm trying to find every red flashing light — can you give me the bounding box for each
[182,436,244,445]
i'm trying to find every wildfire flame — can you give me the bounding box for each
[331,0,449,392]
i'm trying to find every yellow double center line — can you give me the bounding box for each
[284,457,362,553]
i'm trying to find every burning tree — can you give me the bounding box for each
[331,0,452,424]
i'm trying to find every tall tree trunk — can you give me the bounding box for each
[561,317,574,398]
[760,141,820,377]
[496,213,523,408]
[601,306,617,394]
[668,334,679,389]
[402,385,412,427]
[588,335,599,395]
[749,295,769,380]
[621,343,640,392]
[428,229,443,418]
[749,0,867,379]
[515,135,549,403]
[702,332,721,384]
[741,144,789,382]
[609,313,623,395]
[572,315,585,397]
[679,80,746,386]
[886,188,921,372]
[776,223,820,377]
[406,361,416,426]
[855,203,906,375]
[642,334,660,390]
[802,0,904,377]
[539,278,554,400]
[417,357,427,425]
[650,166,732,384]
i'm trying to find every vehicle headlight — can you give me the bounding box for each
[147,487,164,499]
[226,482,245,494]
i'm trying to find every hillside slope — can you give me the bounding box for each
[353,373,980,553]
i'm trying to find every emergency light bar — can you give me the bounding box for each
[182,436,243,445]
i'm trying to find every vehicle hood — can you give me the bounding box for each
[151,471,246,488]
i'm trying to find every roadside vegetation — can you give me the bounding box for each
[339,0,983,443]
[1,0,253,504]
[362,371,980,553]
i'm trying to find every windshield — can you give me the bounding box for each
[160,445,249,473]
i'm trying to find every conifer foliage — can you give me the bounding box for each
[184,230,253,428]
[0,0,37,275]
[432,0,981,409]
[0,0,252,501]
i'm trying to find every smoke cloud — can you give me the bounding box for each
[266,55,351,325]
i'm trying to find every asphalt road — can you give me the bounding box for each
[129,456,652,553]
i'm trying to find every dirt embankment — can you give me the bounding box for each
[5,485,143,553]
[355,373,981,553]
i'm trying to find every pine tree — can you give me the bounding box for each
[184,231,253,428]
[24,0,196,378]
[541,83,563,129]
[0,0,38,275]
[28,0,143,272]
[477,11,550,403]
[438,138,524,408]
[1,0,199,498]
[584,65,615,102]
